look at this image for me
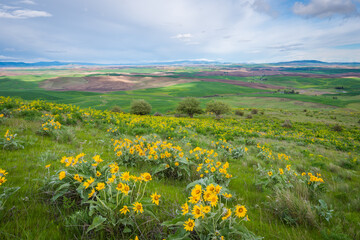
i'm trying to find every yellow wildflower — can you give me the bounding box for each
[120,205,130,215]
[59,171,66,180]
[181,202,189,215]
[222,208,232,220]
[151,192,161,205]
[88,188,95,198]
[95,182,105,191]
[235,205,247,218]
[183,218,195,231]
[192,205,204,219]
[132,202,144,213]
[121,171,131,181]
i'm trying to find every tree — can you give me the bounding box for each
[206,101,231,118]
[130,99,152,115]
[176,97,202,118]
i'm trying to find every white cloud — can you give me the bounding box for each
[20,0,36,5]
[172,33,193,41]
[293,0,358,18]
[252,0,277,16]
[0,55,17,60]
[0,8,51,19]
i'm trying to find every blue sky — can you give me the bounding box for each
[0,0,360,63]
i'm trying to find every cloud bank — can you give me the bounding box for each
[0,0,359,63]
[293,0,358,18]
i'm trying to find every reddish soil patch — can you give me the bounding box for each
[40,75,196,92]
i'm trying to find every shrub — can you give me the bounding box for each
[332,124,343,132]
[38,118,62,136]
[53,127,76,144]
[282,120,293,128]
[206,101,231,118]
[0,108,11,118]
[130,99,152,115]
[235,109,244,116]
[176,97,202,118]
[270,189,317,227]
[0,129,24,150]
[231,146,248,159]
[46,154,162,236]
[251,109,258,114]
[153,112,162,116]
[246,114,253,119]
[110,105,123,113]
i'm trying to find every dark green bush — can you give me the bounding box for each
[130,100,152,115]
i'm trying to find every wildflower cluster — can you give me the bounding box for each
[164,183,257,239]
[50,154,161,234]
[1,96,359,151]
[188,147,218,163]
[211,139,233,153]
[257,164,325,193]
[113,136,190,178]
[257,144,291,162]
[4,129,14,142]
[257,144,275,161]
[107,127,121,136]
[41,118,62,134]
[0,168,8,186]
[1,129,23,150]
[196,161,232,184]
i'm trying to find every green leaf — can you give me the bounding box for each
[87,215,106,233]
[56,182,70,192]
[153,163,167,175]
[162,215,186,227]
[167,228,190,240]
[123,227,132,233]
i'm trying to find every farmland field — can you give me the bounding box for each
[0,64,360,240]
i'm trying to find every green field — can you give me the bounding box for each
[1,66,360,112]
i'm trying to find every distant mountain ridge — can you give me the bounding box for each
[1,60,359,67]
[272,60,360,66]
[0,61,97,67]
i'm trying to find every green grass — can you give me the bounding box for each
[0,98,359,239]
[185,75,360,93]
[124,81,267,97]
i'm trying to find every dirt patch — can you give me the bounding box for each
[297,89,334,96]
[342,76,360,79]
[40,75,197,92]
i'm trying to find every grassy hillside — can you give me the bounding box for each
[0,96,359,239]
[1,70,360,112]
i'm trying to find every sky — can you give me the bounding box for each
[0,0,360,64]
